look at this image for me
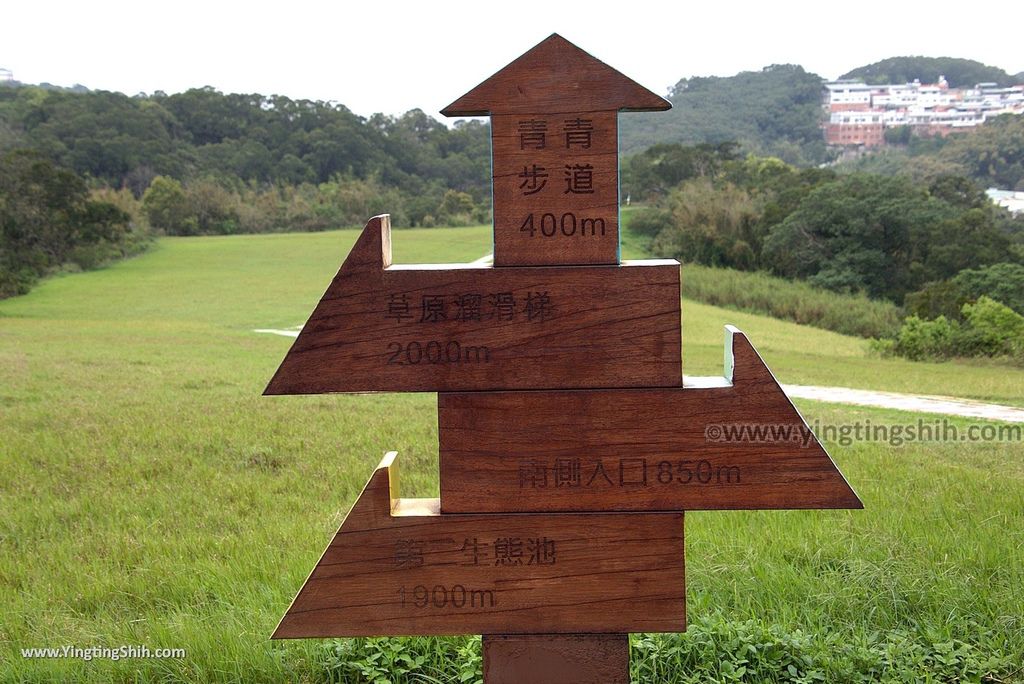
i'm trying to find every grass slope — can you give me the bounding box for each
[1,226,1021,682]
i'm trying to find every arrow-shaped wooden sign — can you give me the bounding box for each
[267,34,861,679]
[442,33,670,267]
[438,327,863,513]
[273,453,686,638]
[264,215,682,394]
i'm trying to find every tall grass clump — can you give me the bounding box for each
[681,264,903,339]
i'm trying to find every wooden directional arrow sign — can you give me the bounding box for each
[442,33,670,267]
[267,33,859,673]
[438,327,863,513]
[273,453,685,638]
[264,215,682,394]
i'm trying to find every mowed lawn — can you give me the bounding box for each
[1,225,1022,682]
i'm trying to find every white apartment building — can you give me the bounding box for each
[824,77,1024,146]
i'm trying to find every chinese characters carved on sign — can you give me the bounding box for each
[517,118,594,150]
[519,458,743,489]
[393,536,558,568]
[492,111,620,264]
[516,118,598,198]
[385,292,554,323]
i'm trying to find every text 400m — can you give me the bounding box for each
[399,584,497,609]
[386,341,491,365]
[520,212,606,238]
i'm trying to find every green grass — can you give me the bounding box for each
[681,299,1024,407]
[1,225,1022,682]
[677,263,903,339]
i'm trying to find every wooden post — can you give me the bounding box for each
[483,634,629,684]
[438,35,675,680]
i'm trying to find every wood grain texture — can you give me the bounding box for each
[483,634,628,684]
[490,111,619,266]
[441,33,671,116]
[272,453,686,638]
[264,215,682,394]
[438,326,863,513]
[442,33,669,266]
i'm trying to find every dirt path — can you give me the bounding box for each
[253,327,300,338]
[782,384,1024,423]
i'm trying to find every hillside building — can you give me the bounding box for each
[823,78,1024,148]
[987,189,1024,214]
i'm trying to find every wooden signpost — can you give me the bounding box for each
[267,34,861,683]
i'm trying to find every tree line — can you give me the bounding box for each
[628,142,1024,363]
[840,56,1022,88]
[4,71,1024,352]
[619,64,830,166]
[0,85,492,224]
[0,84,495,296]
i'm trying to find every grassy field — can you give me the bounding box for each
[676,263,903,339]
[1,225,1022,682]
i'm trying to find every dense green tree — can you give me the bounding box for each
[883,125,912,146]
[906,262,1024,319]
[840,57,1017,88]
[619,65,829,164]
[888,297,1024,362]
[927,174,990,209]
[0,88,184,182]
[840,112,1024,190]
[630,151,838,271]
[651,178,763,270]
[623,142,740,199]
[1,150,134,296]
[939,114,1024,190]
[0,85,492,206]
[142,176,191,234]
[763,174,1009,301]
[436,190,476,225]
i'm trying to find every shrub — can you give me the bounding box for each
[886,296,1024,363]
[890,315,960,360]
[959,296,1024,358]
[903,279,968,321]
[629,206,674,237]
[652,179,762,271]
[142,176,191,234]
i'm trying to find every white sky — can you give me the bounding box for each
[4,1,1023,120]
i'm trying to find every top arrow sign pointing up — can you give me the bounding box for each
[442,33,672,116]
[443,34,670,267]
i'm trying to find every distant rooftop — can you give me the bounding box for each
[824,81,875,90]
[987,188,1024,214]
